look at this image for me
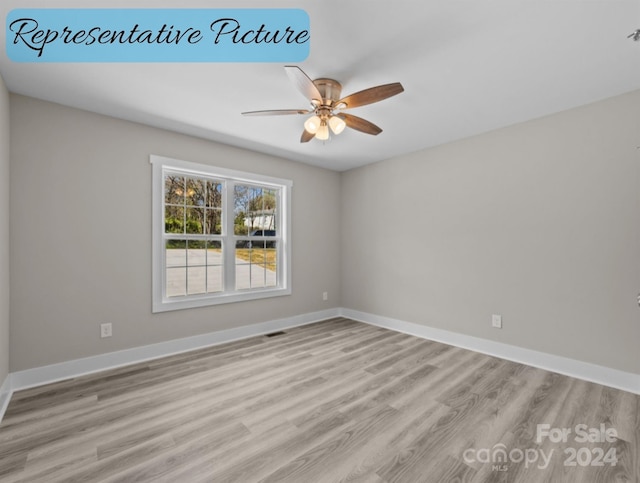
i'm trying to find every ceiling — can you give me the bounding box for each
[2,0,640,172]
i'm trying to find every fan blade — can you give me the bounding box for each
[285,66,323,103]
[338,82,404,109]
[300,129,315,143]
[337,113,383,135]
[242,109,309,116]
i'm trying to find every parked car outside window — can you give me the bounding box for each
[238,230,276,248]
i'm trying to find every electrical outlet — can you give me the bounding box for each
[492,314,502,329]
[323,292,328,301]
[100,323,112,338]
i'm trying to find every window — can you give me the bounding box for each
[151,155,292,312]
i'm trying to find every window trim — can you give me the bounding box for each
[151,155,292,313]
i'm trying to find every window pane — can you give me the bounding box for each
[206,181,222,208]
[249,186,262,207]
[187,267,206,295]
[207,265,222,293]
[166,267,186,297]
[205,208,222,235]
[265,245,277,276]
[206,240,222,265]
[206,240,222,293]
[263,244,277,288]
[165,206,184,234]
[166,240,186,268]
[246,186,263,233]
[207,239,222,251]
[186,178,205,207]
[262,189,277,235]
[235,261,251,291]
[235,239,250,290]
[234,185,251,236]
[165,175,185,205]
[187,240,206,266]
[185,208,204,234]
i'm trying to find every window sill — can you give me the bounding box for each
[152,286,292,313]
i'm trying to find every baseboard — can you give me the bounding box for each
[340,308,640,395]
[10,307,341,394]
[0,373,12,423]
[4,305,637,426]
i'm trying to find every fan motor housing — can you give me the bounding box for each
[313,78,342,105]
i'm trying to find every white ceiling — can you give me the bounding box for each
[2,0,640,171]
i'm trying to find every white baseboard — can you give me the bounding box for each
[340,308,640,395]
[10,308,341,393]
[2,306,637,425]
[0,373,11,422]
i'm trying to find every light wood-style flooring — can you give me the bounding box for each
[0,318,638,482]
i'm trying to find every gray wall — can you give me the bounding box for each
[9,95,341,371]
[0,75,9,384]
[341,89,640,374]
[8,89,639,376]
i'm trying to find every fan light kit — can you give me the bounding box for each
[242,66,404,143]
[304,114,346,140]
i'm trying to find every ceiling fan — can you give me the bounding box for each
[241,66,404,143]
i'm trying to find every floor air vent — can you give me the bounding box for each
[265,331,286,337]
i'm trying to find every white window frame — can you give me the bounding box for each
[151,155,292,313]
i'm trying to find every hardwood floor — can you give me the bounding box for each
[0,318,637,482]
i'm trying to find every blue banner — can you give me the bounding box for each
[6,9,310,62]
